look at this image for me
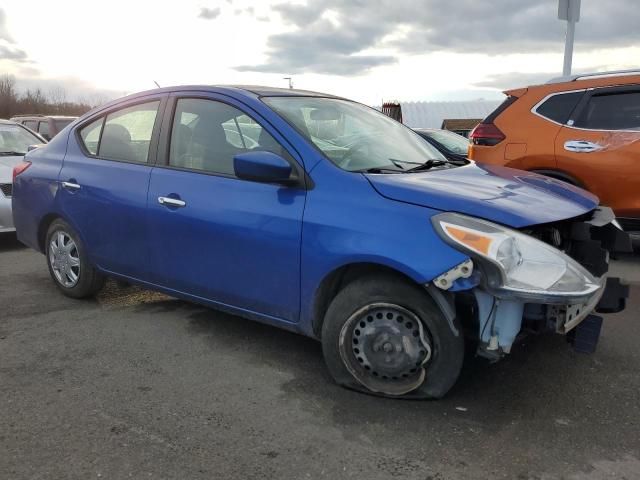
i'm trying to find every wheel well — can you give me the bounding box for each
[311,263,418,338]
[37,214,61,252]
[530,169,584,188]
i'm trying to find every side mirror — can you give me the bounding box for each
[233,151,294,185]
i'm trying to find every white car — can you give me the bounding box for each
[0,119,46,232]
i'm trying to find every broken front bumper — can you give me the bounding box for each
[432,207,631,356]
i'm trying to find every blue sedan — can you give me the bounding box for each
[11,86,630,398]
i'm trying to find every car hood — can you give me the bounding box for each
[365,163,598,228]
[0,155,23,182]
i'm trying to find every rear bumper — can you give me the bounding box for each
[0,193,14,232]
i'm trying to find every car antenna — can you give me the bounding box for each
[153,80,161,88]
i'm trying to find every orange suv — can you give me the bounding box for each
[468,69,640,239]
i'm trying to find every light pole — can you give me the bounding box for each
[283,77,293,89]
[558,0,581,76]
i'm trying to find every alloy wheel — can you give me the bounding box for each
[48,231,80,288]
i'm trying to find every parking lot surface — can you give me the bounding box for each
[1,233,639,480]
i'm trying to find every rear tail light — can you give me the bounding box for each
[469,123,506,146]
[12,161,31,182]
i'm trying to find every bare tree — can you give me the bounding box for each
[0,76,97,119]
[22,88,48,113]
[48,86,68,113]
[0,74,18,119]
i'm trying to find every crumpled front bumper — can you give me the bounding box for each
[432,207,631,356]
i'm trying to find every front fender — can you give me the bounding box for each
[298,162,469,336]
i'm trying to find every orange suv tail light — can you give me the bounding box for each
[469,123,506,146]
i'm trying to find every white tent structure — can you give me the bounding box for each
[397,100,502,129]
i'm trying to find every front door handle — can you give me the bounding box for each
[61,181,81,190]
[158,196,186,208]
[564,140,603,153]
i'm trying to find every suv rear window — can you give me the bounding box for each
[574,91,640,130]
[536,91,583,124]
[54,119,74,131]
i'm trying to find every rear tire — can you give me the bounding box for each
[45,219,105,298]
[321,274,464,399]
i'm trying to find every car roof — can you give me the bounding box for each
[505,70,640,97]
[226,85,340,98]
[108,84,342,104]
[10,115,78,120]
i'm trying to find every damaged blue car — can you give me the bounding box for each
[12,86,631,398]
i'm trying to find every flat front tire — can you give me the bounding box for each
[45,219,104,298]
[321,274,464,399]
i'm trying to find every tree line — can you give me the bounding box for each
[0,74,109,120]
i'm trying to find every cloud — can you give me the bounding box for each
[0,44,28,62]
[473,63,636,90]
[238,0,640,76]
[473,72,561,90]
[236,16,398,75]
[198,7,220,20]
[0,9,13,43]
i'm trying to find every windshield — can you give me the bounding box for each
[263,97,447,172]
[419,129,470,155]
[0,124,42,154]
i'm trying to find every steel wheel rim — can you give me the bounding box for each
[338,303,433,396]
[48,231,80,288]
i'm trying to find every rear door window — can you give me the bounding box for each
[99,102,160,162]
[79,117,104,155]
[573,90,640,130]
[24,120,37,131]
[78,102,160,162]
[536,91,584,124]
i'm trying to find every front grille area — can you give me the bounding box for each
[0,183,11,198]
[618,218,640,233]
[523,210,631,315]
[523,209,632,277]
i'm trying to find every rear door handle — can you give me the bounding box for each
[158,196,186,208]
[61,181,81,190]
[564,140,603,153]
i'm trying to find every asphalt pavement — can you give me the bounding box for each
[1,232,639,480]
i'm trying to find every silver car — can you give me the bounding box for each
[0,119,46,232]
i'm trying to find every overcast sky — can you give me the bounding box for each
[1,0,638,105]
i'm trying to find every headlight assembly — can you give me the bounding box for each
[432,212,603,303]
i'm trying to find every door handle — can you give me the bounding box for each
[61,181,81,190]
[158,196,186,208]
[564,140,603,153]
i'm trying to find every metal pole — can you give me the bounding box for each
[563,18,575,76]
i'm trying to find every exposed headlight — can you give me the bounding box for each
[432,213,602,303]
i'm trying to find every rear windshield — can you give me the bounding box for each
[484,95,518,123]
